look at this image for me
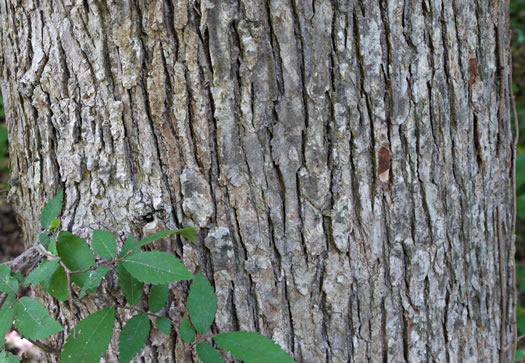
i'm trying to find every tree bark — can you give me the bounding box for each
[0,0,516,362]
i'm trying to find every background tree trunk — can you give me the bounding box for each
[0,0,516,362]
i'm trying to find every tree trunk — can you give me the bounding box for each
[0,0,516,362]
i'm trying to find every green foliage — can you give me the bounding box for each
[121,251,193,284]
[214,332,296,363]
[117,262,143,305]
[188,271,217,335]
[0,265,18,294]
[40,265,69,301]
[0,350,21,363]
[92,230,117,260]
[23,259,60,287]
[0,304,14,349]
[517,349,525,362]
[197,342,224,363]
[40,190,63,229]
[38,231,51,249]
[148,283,169,313]
[134,228,197,250]
[155,317,171,336]
[511,0,525,45]
[79,266,110,298]
[179,317,195,344]
[119,313,150,363]
[119,233,140,257]
[13,297,63,340]
[0,191,295,363]
[61,307,115,363]
[56,231,96,286]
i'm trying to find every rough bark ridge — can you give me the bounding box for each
[0,0,516,362]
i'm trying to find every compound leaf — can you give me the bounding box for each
[122,252,193,284]
[92,230,117,260]
[14,297,63,340]
[188,271,217,334]
[61,307,115,363]
[197,342,224,363]
[119,313,150,363]
[213,332,296,363]
[148,283,169,313]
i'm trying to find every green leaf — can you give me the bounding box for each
[119,234,140,258]
[188,271,217,334]
[119,313,150,363]
[134,228,197,251]
[40,190,63,229]
[520,313,525,336]
[177,227,198,244]
[0,265,18,294]
[117,262,143,305]
[49,218,61,230]
[149,283,169,313]
[2,294,16,309]
[12,272,23,283]
[0,350,21,363]
[56,231,96,287]
[14,297,63,340]
[0,302,14,349]
[197,342,224,363]
[179,317,195,344]
[61,307,115,363]
[41,265,69,301]
[92,230,117,260]
[39,231,51,249]
[122,251,193,284]
[79,266,110,299]
[518,193,525,221]
[516,349,525,362]
[24,259,61,287]
[156,317,171,336]
[48,237,58,255]
[517,154,525,190]
[213,332,296,363]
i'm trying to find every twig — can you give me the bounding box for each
[115,304,163,319]
[3,242,44,273]
[26,337,60,355]
[70,249,134,275]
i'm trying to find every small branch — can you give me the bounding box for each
[115,304,163,319]
[26,338,61,355]
[3,242,43,273]
[70,249,134,275]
